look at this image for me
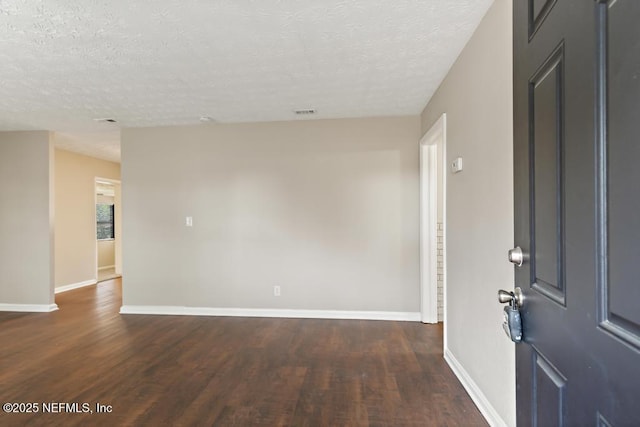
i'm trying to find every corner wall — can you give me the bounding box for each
[0,131,56,310]
[420,1,515,425]
[121,116,421,316]
[54,149,120,289]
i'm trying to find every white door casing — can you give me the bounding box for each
[419,114,446,325]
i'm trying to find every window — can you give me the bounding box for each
[97,204,115,240]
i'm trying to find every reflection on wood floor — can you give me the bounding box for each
[97,267,120,283]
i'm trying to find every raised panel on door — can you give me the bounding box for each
[529,43,565,306]
[533,352,566,426]
[597,0,640,349]
[528,0,557,39]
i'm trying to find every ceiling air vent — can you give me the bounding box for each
[294,109,316,115]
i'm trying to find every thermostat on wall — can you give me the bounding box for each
[451,157,463,173]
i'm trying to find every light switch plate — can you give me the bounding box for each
[451,157,463,173]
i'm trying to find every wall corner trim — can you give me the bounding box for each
[119,306,421,322]
[0,303,59,313]
[55,279,97,294]
[444,348,509,427]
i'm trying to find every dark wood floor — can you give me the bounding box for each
[0,280,486,426]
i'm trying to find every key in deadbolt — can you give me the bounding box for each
[498,288,524,343]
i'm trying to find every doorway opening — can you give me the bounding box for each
[95,177,122,283]
[420,114,446,329]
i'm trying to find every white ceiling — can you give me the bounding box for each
[0,0,494,163]
[52,130,121,163]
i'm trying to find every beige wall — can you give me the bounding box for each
[122,116,421,311]
[98,240,115,268]
[0,131,55,307]
[420,1,515,425]
[97,194,114,204]
[54,149,120,288]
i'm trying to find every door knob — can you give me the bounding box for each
[508,246,526,267]
[498,290,514,304]
[498,287,524,308]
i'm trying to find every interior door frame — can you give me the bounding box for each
[420,113,447,327]
[95,177,122,281]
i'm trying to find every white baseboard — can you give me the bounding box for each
[444,348,508,427]
[0,303,59,312]
[120,305,420,322]
[55,279,97,294]
[98,265,115,271]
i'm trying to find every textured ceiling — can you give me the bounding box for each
[0,0,493,162]
[52,130,121,163]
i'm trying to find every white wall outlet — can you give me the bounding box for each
[451,157,463,173]
[273,285,281,297]
[185,216,193,227]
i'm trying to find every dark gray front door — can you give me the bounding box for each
[513,0,640,425]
